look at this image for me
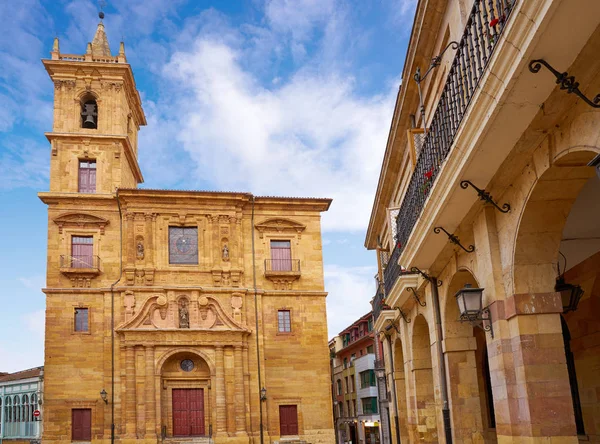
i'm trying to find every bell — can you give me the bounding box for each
[82,102,97,129]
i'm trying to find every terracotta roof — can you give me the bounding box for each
[0,367,43,383]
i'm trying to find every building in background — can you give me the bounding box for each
[365,0,600,442]
[330,313,381,444]
[40,16,334,444]
[0,367,44,444]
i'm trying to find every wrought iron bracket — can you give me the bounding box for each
[529,59,600,108]
[460,180,510,213]
[407,287,426,307]
[395,307,411,324]
[415,41,460,84]
[434,226,475,253]
[410,267,443,287]
[459,307,494,338]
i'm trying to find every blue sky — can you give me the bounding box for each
[0,0,416,372]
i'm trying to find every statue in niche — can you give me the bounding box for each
[179,301,190,329]
[222,244,229,261]
[136,241,145,260]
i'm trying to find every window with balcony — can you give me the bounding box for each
[277,310,291,333]
[71,236,93,268]
[270,240,292,271]
[360,370,376,389]
[74,308,89,332]
[78,160,96,193]
[361,397,378,414]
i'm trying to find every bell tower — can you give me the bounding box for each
[43,15,146,193]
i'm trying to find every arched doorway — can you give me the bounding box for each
[411,314,436,443]
[512,149,600,439]
[160,351,213,438]
[444,270,496,443]
[393,338,409,443]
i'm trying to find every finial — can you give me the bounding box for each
[51,37,60,60]
[86,42,92,54]
[119,41,125,56]
[99,0,107,20]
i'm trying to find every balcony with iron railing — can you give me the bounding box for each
[60,255,101,272]
[264,259,301,275]
[394,0,516,260]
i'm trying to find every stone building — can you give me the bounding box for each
[0,367,44,444]
[39,19,335,444]
[365,0,600,443]
[329,314,381,444]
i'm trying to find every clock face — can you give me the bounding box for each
[180,359,194,372]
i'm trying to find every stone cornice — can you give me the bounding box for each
[45,132,144,184]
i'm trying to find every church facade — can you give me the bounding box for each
[40,22,334,444]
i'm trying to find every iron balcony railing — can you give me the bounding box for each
[372,284,387,322]
[383,245,402,295]
[60,254,101,270]
[264,259,301,273]
[395,0,516,257]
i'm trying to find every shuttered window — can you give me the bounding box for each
[270,240,292,271]
[279,405,298,436]
[78,160,96,193]
[360,370,376,388]
[361,397,378,414]
[72,408,92,441]
[74,308,89,332]
[71,236,93,268]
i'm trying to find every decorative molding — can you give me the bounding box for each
[53,212,109,234]
[254,218,306,239]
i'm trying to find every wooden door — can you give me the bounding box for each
[172,389,205,436]
[279,405,298,436]
[72,408,92,441]
[270,240,292,271]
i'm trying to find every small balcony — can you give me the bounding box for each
[264,259,301,289]
[372,284,388,323]
[60,254,101,271]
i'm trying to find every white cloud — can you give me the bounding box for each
[150,37,393,231]
[0,139,50,190]
[324,264,377,338]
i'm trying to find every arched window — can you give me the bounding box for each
[22,395,29,423]
[13,396,20,423]
[81,95,98,129]
[31,394,37,421]
[6,397,11,422]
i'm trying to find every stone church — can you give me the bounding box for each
[39,19,335,444]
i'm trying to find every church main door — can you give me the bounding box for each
[172,389,205,436]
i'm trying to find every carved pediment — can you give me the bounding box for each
[254,218,306,239]
[54,212,109,234]
[117,294,248,333]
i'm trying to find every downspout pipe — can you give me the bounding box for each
[431,277,452,444]
[385,335,401,444]
[109,188,124,444]
[251,194,265,444]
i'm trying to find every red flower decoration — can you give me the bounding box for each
[397,242,402,249]
[424,168,433,180]
[489,18,499,27]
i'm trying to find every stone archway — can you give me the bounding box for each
[444,270,496,443]
[160,351,213,438]
[508,149,600,440]
[410,315,436,443]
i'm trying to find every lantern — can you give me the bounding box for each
[454,284,493,337]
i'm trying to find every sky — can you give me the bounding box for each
[0,0,416,373]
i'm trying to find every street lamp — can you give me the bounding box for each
[555,277,584,313]
[454,284,493,337]
[100,389,108,404]
[260,387,267,402]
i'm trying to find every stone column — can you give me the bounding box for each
[226,346,236,435]
[490,292,577,442]
[215,346,227,434]
[243,343,251,433]
[144,213,154,265]
[135,346,145,436]
[125,212,135,265]
[125,346,136,436]
[234,345,246,434]
[145,345,156,437]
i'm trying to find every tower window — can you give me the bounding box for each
[74,308,89,332]
[81,97,98,129]
[78,160,96,193]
